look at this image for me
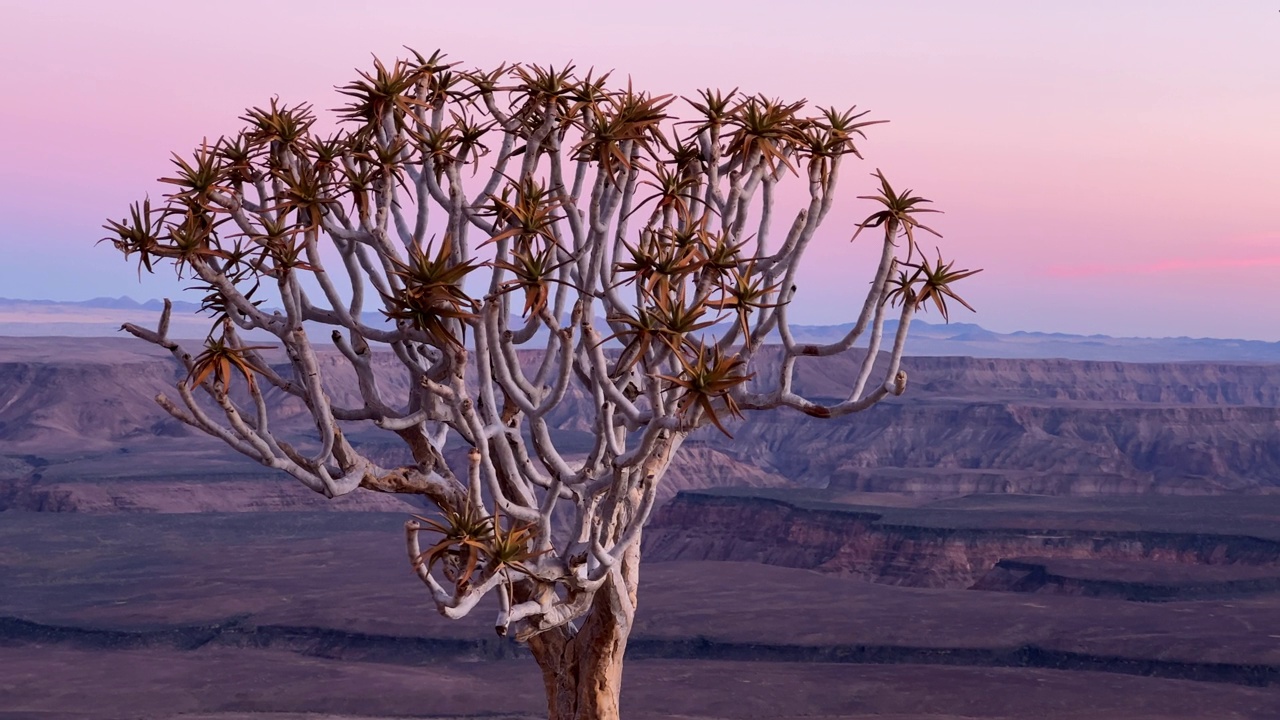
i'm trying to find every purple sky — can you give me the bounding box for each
[2,2,1276,339]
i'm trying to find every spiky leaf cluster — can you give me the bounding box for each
[102,51,982,661]
[410,507,543,590]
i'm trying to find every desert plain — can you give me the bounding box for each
[4,332,1280,719]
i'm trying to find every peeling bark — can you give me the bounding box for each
[528,539,641,720]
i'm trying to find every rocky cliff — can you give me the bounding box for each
[4,338,1280,500]
[644,491,1280,591]
[700,353,1280,495]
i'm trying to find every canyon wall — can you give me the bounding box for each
[644,491,1280,590]
[695,353,1280,495]
[4,339,1280,497]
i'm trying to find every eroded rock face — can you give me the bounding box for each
[4,339,1280,497]
[743,403,1280,495]
[710,353,1280,495]
[0,360,190,448]
[644,493,1280,589]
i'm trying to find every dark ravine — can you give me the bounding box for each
[3,616,1277,688]
[972,558,1280,602]
[0,616,524,662]
[628,638,1280,688]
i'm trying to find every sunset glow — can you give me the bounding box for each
[1,1,1276,339]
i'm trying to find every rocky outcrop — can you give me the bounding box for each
[644,492,1280,588]
[6,338,1280,497]
[755,403,1280,495]
[658,446,792,501]
[706,353,1280,495]
[0,359,190,448]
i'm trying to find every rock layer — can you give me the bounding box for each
[5,338,1280,496]
[644,492,1280,589]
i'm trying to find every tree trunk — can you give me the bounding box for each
[524,431,680,719]
[526,536,641,720]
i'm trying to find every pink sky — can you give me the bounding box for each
[1,1,1277,340]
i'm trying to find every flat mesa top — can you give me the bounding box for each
[0,336,175,363]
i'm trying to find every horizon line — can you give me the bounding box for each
[1,295,1278,347]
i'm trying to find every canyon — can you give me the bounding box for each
[646,489,1280,595]
[5,511,1280,719]
[5,337,1280,504]
[3,335,1280,718]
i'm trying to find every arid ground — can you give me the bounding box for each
[5,502,1280,719]
[4,337,1280,718]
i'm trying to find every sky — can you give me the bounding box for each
[1,1,1277,340]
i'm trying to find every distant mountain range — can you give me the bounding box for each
[2,296,1279,363]
[788,320,1280,363]
[1,297,206,312]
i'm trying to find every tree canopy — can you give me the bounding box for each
[102,50,977,719]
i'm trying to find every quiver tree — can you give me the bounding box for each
[103,50,977,720]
